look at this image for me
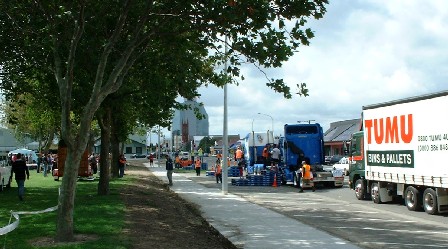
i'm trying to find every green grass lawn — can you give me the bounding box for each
[0,170,132,249]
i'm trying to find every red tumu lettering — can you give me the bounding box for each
[364,114,413,144]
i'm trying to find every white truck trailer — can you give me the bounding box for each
[349,90,448,215]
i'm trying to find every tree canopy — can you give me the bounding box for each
[0,0,328,242]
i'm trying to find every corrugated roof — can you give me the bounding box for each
[324,119,361,142]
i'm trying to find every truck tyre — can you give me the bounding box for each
[354,179,367,200]
[404,186,422,211]
[0,179,3,192]
[423,188,438,215]
[371,182,382,204]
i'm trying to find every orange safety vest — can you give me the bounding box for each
[195,159,201,169]
[235,149,243,159]
[302,164,312,179]
[262,148,268,158]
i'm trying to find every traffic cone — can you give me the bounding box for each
[272,173,278,187]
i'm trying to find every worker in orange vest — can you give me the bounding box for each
[195,157,201,176]
[299,157,315,192]
[215,159,222,183]
[262,144,270,170]
[235,146,243,167]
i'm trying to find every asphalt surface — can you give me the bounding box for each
[145,162,361,249]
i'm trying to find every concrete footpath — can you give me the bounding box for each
[145,164,360,249]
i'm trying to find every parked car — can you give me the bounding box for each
[332,156,349,176]
[0,161,12,192]
[131,154,147,158]
[328,155,344,165]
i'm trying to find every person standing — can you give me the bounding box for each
[238,157,247,178]
[235,146,243,165]
[165,155,174,186]
[149,153,154,167]
[270,144,281,170]
[262,144,270,169]
[118,154,126,178]
[47,154,53,175]
[215,159,222,183]
[11,153,30,201]
[89,153,98,174]
[43,153,49,177]
[36,152,42,173]
[299,157,315,192]
[194,157,201,176]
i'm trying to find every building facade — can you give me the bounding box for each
[171,99,209,151]
[323,119,361,156]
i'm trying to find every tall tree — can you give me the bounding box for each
[2,93,59,153]
[0,0,328,242]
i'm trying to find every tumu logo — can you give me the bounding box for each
[365,114,413,144]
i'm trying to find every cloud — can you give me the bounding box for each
[191,1,448,138]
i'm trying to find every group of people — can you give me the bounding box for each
[163,146,316,192]
[261,144,281,169]
[35,153,57,177]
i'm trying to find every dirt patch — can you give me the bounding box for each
[30,234,98,247]
[122,162,237,249]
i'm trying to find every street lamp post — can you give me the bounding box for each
[157,125,161,167]
[222,34,229,195]
[258,112,274,141]
[251,119,256,166]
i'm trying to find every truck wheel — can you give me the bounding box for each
[354,179,367,200]
[404,186,422,211]
[423,188,438,215]
[371,182,382,204]
[0,180,3,192]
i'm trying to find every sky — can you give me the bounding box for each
[178,0,448,139]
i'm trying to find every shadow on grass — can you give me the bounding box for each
[0,172,131,249]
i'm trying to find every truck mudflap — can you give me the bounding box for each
[312,171,344,187]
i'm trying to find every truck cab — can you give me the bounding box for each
[348,131,368,199]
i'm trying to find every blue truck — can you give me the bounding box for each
[279,123,344,187]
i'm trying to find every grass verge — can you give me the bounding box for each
[0,170,131,249]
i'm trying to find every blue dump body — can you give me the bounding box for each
[279,123,325,183]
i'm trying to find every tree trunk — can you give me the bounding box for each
[98,108,111,195]
[43,132,55,153]
[56,145,84,241]
[110,121,120,178]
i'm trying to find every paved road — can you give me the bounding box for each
[177,157,448,249]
